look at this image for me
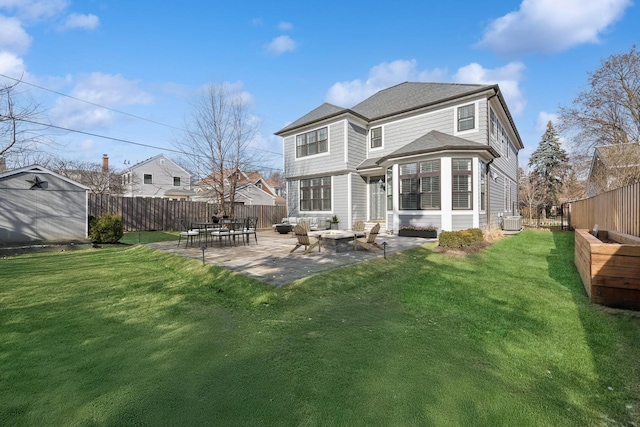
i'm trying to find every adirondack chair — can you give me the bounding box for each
[353,223,383,252]
[290,224,321,254]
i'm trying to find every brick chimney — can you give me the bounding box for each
[102,154,109,173]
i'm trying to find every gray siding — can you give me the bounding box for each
[382,109,451,154]
[452,214,474,230]
[287,179,299,216]
[332,174,349,227]
[347,122,367,170]
[0,172,87,243]
[351,174,367,223]
[285,121,348,178]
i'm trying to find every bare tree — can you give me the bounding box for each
[518,167,544,221]
[0,79,49,164]
[585,143,640,195]
[559,45,640,155]
[177,83,261,217]
[561,154,588,201]
[52,157,126,195]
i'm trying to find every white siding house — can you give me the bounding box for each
[121,154,193,199]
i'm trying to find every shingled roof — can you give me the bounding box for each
[275,82,496,135]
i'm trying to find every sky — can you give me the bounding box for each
[0,0,638,176]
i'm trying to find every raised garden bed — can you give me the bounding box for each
[575,229,640,311]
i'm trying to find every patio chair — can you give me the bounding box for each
[243,216,258,244]
[290,224,321,255]
[177,219,199,247]
[354,223,382,252]
[210,221,232,247]
[352,220,366,237]
[298,220,311,233]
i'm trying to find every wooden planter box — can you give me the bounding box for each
[575,229,640,311]
[398,229,437,238]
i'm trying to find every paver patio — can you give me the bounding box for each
[147,230,433,286]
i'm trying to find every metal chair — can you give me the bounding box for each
[177,219,199,247]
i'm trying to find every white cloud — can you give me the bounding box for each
[0,15,32,54]
[277,21,293,31]
[265,35,297,55]
[0,51,26,78]
[536,111,558,131]
[62,13,99,31]
[325,59,526,115]
[326,59,441,106]
[0,0,69,22]
[51,72,153,129]
[453,62,527,115]
[477,0,632,55]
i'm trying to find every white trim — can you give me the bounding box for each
[472,157,480,227]
[441,158,453,231]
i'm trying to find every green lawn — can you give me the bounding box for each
[1,230,638,426]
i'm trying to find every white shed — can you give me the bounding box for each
[0,165,89,244]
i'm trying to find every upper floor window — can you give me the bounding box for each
[144,174,152,185]
[371,127,382,149]
[296,127,328,158]
[300,176,331,211]
[452,159,472,210]
[458,104,475,131]
[399,160,441,210]
[173,177,181,186]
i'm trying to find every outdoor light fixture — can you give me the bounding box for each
[201,246,206,265]
[382,241,387,259]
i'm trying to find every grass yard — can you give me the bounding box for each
[1,230,639,426]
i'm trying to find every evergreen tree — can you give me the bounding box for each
[528,122,568,217]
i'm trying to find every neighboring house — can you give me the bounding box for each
[194,169,281,206]
[276,82,524,233]
[0,165,89,243]
[121,154,194,199]
[585,143,640,196]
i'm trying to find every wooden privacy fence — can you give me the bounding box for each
[567,182,639,237]
[89,195,287,232]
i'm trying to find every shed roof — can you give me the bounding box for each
[0,164,90,190]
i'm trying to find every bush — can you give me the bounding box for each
[439,228,484,248]
[89,213,124,243]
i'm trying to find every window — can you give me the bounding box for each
[458,104,475,131]
[371,127,382,148]
[296,127,328,158]
[386,168,393,210]
[173,177,181,186]
[144,174,152,184]
[399,160,440,210]
[452,159,472,210]
[300,177,331,211]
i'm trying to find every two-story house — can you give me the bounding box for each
[276,82,523,233]
[121,154,193,199]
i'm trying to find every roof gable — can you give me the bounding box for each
[351,82,493,120]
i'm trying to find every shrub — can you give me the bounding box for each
[439,228,484,248]
[89,213,124,243]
